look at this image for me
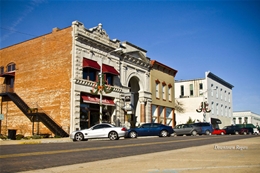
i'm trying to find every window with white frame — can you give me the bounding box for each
[211,84,214,96]
[216,86,219,98]
[220,88,223,100]
[224,90,227,101]
[168,84,172,101]
[156,81,160,98]
[228,92,231,102]
[216,103,219,115]
[211,102,214,114]
[162,82,166,100]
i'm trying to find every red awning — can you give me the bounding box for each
[0,72,15,77]
[82,95,115,106]
[102,64,120,76]
[83,58,100,70]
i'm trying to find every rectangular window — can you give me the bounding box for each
[168,87,172,101]
[162,85,166,100]
[211,102,214,114]
[156,83,159,98]
[199,83,203,90]
[105,74,114,85]
[190,84,193,96]
[180,85,184,97]
[83,68,97,81]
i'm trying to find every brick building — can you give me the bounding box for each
[1,21,176,137]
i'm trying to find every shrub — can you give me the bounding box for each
[32,135,42,139]
[0,134,8,140]
[16,134,24,140]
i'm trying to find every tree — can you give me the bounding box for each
[186,117,195,124]
[175,100,185,113]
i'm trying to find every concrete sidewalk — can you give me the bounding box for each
[0,137,72,145]
[17,137,260,173]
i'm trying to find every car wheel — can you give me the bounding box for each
[235,131,239,135]
[191,131,197,136]
[74,132,84,141]
[108,131,118,140]
[205,130,210,135]
[129,131,137,138]
[160,130,168,137]
[220,132,224,135]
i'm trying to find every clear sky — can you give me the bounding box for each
[1,0,260,114]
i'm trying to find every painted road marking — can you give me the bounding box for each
[0,136,237,159]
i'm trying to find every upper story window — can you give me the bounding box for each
[180,85,184,97]
[190,84,193,96]
[228,92,231,102]
[83,68,97,82]
[168,84,172,102]
[0,66,4,74]
[155,79,160,99]
[105,73,114,85]
[199,83,203,90]
[220,88,223,100]
[162,81,166,100]
[216,86,219,98]
[7,63,16,72]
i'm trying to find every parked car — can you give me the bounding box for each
[236,124,259,135]
[223,125,247,135]
[126,123,174,138]
[212,128,226,135]
[70,123,127,141]
[192,122,213,135]
[172,124,201,136]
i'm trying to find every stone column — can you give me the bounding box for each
[139,98,147,123]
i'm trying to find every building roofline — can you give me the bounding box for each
[150,60,178,77]
[207,71,234,89]
[0,26,71,50]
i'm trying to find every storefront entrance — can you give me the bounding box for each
[80,103,114,129]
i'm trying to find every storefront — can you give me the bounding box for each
[80,94,115,129]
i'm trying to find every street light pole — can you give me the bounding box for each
[99,48,122,124]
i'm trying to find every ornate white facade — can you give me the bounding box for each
[70,21,151,132]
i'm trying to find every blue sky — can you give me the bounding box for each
[1,0,260,114]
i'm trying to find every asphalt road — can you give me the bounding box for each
[0,135,258,173]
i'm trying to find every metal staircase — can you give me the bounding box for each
[3,92,69,137]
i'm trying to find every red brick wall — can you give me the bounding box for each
[0,27,72,136]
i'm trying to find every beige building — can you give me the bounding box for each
[150,60,178,127]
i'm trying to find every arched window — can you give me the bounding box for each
[7,63,16,72]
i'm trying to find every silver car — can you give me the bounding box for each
[173,124,202,136]
[70,123,127,141]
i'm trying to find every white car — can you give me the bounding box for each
[70,123,127,141]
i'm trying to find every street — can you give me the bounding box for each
[0,135,259,173]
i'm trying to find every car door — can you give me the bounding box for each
[137,124,151,136]
[174,125,184,135]
[183,124,193,135]
[150,123,160,136]
[88,124,110,138]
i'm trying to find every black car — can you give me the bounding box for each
[223,125,244,135]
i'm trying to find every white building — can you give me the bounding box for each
[175,71,234,128]
[233,111,260,128]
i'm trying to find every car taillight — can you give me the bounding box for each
[121,127,127,131]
